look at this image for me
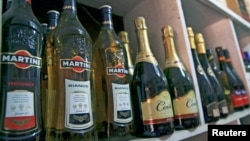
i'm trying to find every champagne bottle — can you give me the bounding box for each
[161,25,199,130]
[42,10,60,140]
[130,17,174,137]
[206,48,234,114]
[1,0,44,140]
[187,27,220,123]
[118,31,135,80]
[93,5,133,141]
[195,33,229,118]
[215,47,245,111]
[223,49,250,108]
[48,0,96,140]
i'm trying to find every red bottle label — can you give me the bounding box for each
[4,91,35,130]
[231,90,245,108]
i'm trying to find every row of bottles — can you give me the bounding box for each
[1,0,249,141]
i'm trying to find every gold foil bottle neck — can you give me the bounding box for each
[187,27,194,37]
[118,31,129,43]
[187,27,196,49]
[135,17,147,30]
[195,33,204,43]
[162,25,174,38]
[195,33,206,54]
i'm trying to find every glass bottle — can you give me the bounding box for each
[48,0,96,140]
[215,47,245,111]
[187,27,220,123]
[244,51,250,72]
[206,48,234,114]
[130,17,174,137]
[92,5,133,141]
[195,33,229,118]
[223,49,249,108]
[42,9,60,140]
[118,31,135,80]
[161,25,199,130]
[1,0,44,140]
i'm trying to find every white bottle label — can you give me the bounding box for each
[112,83,132,123]
[5,90,35,130]
[65,79,93,130]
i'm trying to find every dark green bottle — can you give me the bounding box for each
[187,27,220,123]
[195,33,229,118]
[130,17,174,138]
[1,0,44,140]
[162,25,199,130]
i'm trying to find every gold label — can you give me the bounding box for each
[141,90,174,125]
[197,65,205,75]
[135,52,158,65]
[172,90,198,119]
[164,58,185,70]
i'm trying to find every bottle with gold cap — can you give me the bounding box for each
[162,25,200,130]
[118,31,134,80]
[187,27,220,123]
[130,17,174,137]
[195,33,229,118]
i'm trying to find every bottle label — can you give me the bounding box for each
[136,52,158,65]
[217,99,229,114]
[241,90,250,106]
[231,90,245,108]
[107,64,129,78]
[206,102,220,117]
[4,91,35,130]
[197,65,205,75]
[207,67,215,76]
[112,83,132,123]
[141,90,174,125]
[1,50,42,69]
[60,56,91,73]
[65,79,93,129]
[164,58,185,70]
[172,90,198,119]
[224,88,231,96]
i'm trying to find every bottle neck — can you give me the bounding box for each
[123,42,134,66]
[47,12,60,31]
[163,36,179,60]
[136,29,152,54]
[101,12,114,29]
[61,0,77,18]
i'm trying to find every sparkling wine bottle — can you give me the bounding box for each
[1,0,44,140]
[130,17,174,137]
[195,33,229,118]
[187,27,220,123]
[161,25,199,130]
[92,5,133,141]
[118,31,135,81]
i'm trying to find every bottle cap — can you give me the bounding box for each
[162,25,174,38]
[47,10,60,19]
[118,31,129,43]
[187,27,194,37]
[195,33,204,43]
[100,5,112,14]
[134,17,147,30]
